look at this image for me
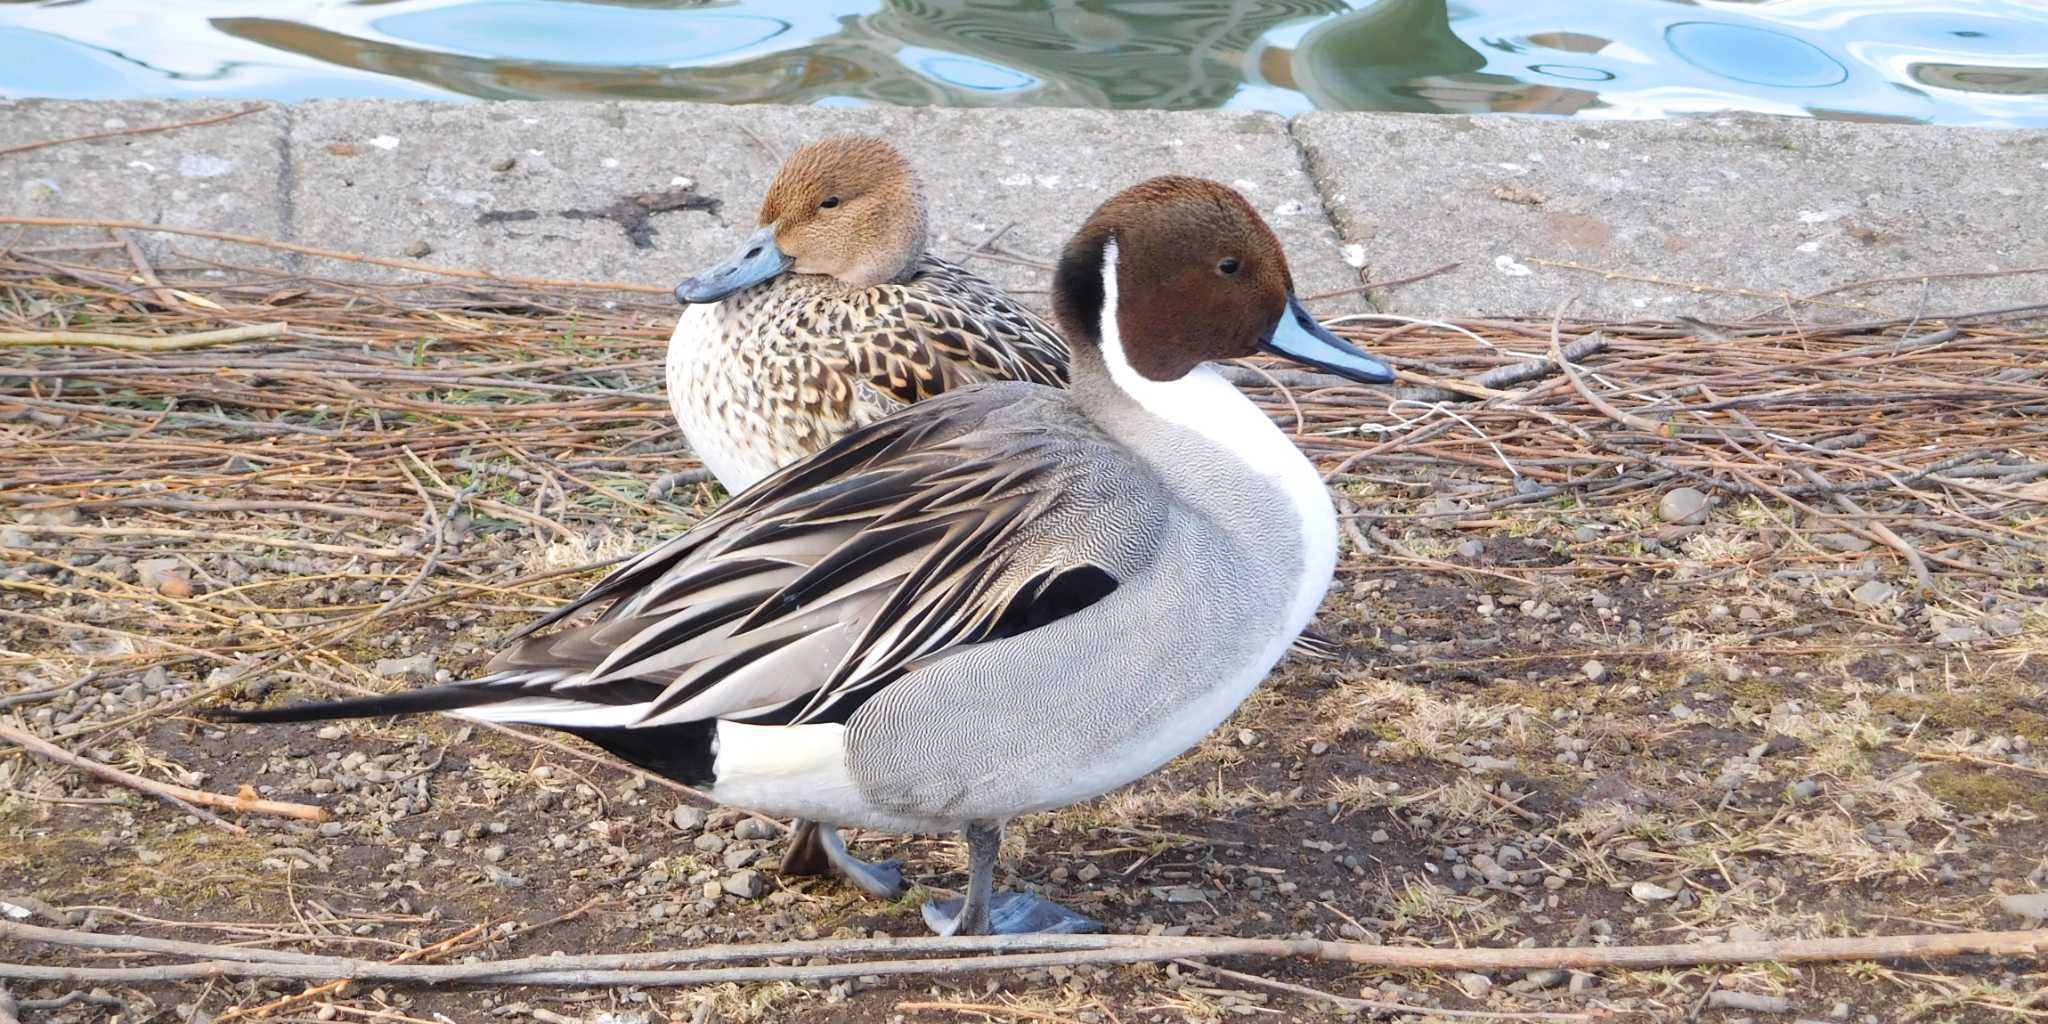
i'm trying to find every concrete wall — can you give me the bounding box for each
[5,98,2046,322]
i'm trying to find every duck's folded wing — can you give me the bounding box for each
[489,387,1151,730]
[846,267,1071,405]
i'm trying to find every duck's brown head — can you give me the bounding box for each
[1051,176,1392,386]
[676,136,928,303]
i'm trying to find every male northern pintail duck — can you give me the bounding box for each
[668,137,1332,887]
[220,177,1394,935]
[666,134,1070,494]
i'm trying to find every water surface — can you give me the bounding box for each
[1,0,2044,126]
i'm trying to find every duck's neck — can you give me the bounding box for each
[1071,290,1325,577]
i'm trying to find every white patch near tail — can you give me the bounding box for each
[707,721,870,823]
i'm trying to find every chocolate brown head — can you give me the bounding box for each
[1051,176,1392,386]
[675,136,928,303]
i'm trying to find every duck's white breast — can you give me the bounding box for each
[666,303,772,493]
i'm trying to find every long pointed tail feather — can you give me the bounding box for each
[208,684,507,724]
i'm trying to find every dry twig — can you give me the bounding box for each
[0,722,327,824]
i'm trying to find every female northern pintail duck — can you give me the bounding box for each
[220,177,1394,936]
[667,134,1070,493]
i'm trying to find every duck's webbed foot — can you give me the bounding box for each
[918,820,1103,936]
[782,819,905,899]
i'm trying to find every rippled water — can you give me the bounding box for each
[2,0,2044,126]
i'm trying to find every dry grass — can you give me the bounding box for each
[2,239,2046,1021]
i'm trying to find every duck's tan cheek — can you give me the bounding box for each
[783,230,842,278]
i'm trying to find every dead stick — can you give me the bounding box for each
[4,921,2041,986]
[0,106,268,158]
[113,227,177,311]
[0,723,326,823]
[1176,959,1592,1021]
[1798,466,1937,594]
[0,217,667,294]
[214,923,488,1023]
[1549,324,1669,436]
[1398,333,1612,404]
[0,323,287,352]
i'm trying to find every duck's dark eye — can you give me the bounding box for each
[1217,257,1241,276]
[820,196,841,210]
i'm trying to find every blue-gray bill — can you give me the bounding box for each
[1258,296,1393,384]
[674,225,794,304]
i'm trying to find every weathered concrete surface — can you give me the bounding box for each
[5,98,2048,322]
[286,101,1363,308]
[1295,112,2048,321]
[1,100,291,271]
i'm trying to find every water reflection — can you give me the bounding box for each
[0,0,2043,126]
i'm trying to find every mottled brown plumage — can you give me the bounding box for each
[668,136,1070,493]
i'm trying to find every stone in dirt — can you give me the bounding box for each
[1936,625,1983,645]
[721,870,765,899]
[374,654,436,679]
[135,557,188,595]
[1629,881,1677,902]
[1657,487,1711,525]
[1813,532,1873,553]
[1999,892,2048,923]
[1984,616,2023,638]
[1850,580,1896,607]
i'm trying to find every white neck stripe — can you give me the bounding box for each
[1095,237,1276,455]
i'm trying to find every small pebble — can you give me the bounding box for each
[1657,488,1710,525]
[1630,881,1677,902]
[490,156,517,172]
[1788,779,1822,802]
[1456,972,1492,998]
[721,870,765,900]
[1998,892,2048,923]
[1581,659,1607,682]
[402,239,433,258]
[1814,532,1873,553]
[734,817,779,841]
[671,806,707,832]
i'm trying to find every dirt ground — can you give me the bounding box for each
[7,477,2046,1023]
[3,277,2047,1022]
